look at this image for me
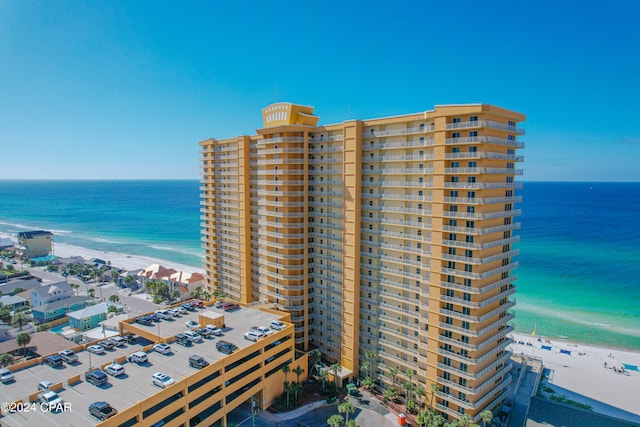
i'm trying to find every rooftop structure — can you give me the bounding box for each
[200,102,525,423]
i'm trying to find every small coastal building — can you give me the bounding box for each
[68,302,121,331]
[31,295,92,324]
[0,237,14,251]
[29,281,73,307]
[0,277,41,296]
[167,271,206,300]
[17,230,53,259]
[0,295,28,311]
[0,322,12,342]
[139,263,178,284]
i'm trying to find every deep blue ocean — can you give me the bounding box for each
[0,180,638,349]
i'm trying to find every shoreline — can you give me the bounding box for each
[509,331,640,420]
[1,232,203,274]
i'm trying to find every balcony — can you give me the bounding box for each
[439,301,516,323]
[440,276,518,296]
[445,120,525,135]
[442,209,522,220]
[363,126,435,138]
[444,167,523,175]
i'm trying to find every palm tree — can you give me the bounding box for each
[329,363,341,389]
[405,369,414,391]
[414,386,426,409]
[480,410,492,427]
[110,269,119,285]
[346,420,358,427]
[389,367,399,386]
[0,353,13,367]
[88,288,95,298]
[360,361,369,379]
[70,283,79,296]
[327,414,344,427]
[338,401,355,424]
[16,332,30,356]
[458,414,472,427]
[365,350,376,378]
[282,364,291,407]
[290,381,303,403]
[431,411,445,427]
[124,275,133,286]
[309,349,322,377]
[171,289,180,301]
[293,365,305,384]
[402,381,413,405]
[361,376,374,391]
[109,294,120,303]
[383,387,397,404]
[318,368,329,391]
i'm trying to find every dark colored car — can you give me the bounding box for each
[188,355,209,369]
[182,303,195,311]
[85,369,108,386]
[44,355,64,368]
[89,401,117,420]
[123,335,137,344]
[223,303,240,312]
[216,341,236,355]
[136,316,152,326]
[195,328,213,338]
[150,313,161,322]
[175,333,193,347]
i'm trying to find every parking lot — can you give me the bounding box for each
[0,303,288,426]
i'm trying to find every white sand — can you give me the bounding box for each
[0,232,203,274]
[509,332,640,418]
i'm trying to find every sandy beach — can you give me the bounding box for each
[509,332,640,421]
[0,233,203,274]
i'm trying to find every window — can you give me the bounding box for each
[452,118,460,123]
[470,116,478,122]
[452,132,460,138]
[469,146,477,152]
[468,161,477,168]
[451,176,459,183]
[469,131,478,137]
[450,190,458,197]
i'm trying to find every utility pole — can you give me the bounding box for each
[251,395,256,427]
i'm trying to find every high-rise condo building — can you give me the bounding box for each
[200,102,524,422]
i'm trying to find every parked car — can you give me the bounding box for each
[88,345,105,355]
[192,300,204,308]
[224,303,240,312]
[85,369,108,386]
[186,320,199,330]
[136,316,152,326]
[214,300,226,308]
[104,363,125,377]
[150,313,161,322]
[38,391,63,411]
[181,303,195,311]
[195,327,213,338]
[216,340,236,355]
[58,349,78,363]
[126,351,148,364]
[256,326,274,336]
[38,380,54,391]
[205,324,223,336]
[152,372,175,388]
[168,308,181,317]
[155,310,171,320]
[270,320,286,330]
[44,355,64,368]
[0,368,14,383]
[108,336,125,347]
[188,355,209,369]
[175,306,187,315]
[184,330,203,343]
[122,335,137,344]
[244,332,261,342]
[153,343,172,355]
[99,339,115,349]
[250,326,265,337]
[175,333,193,347]
[89,401,117,421]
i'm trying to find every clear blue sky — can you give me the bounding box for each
[1,1,639,181]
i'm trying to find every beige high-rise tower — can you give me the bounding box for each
[200,102,524,423]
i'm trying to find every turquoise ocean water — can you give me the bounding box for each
[0,180,638,349]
